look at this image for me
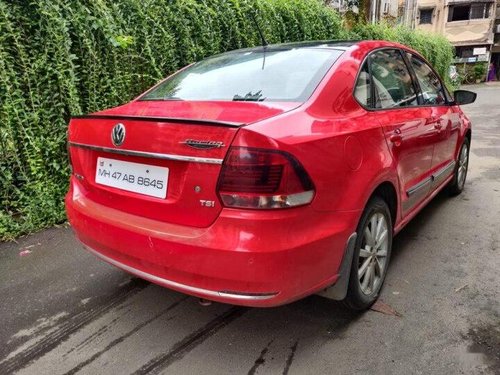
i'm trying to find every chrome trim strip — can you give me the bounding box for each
[84,245,278,301]
[406,161,456,200]
[217,291,280,300]
[69,142,223,165]
[432,161,456,181]
[407,177,432,197]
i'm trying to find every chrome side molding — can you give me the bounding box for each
[406,160,456,197]
[432,160,456,182]
[407,177,432,197]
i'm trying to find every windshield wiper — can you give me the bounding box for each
[232,90,266,102]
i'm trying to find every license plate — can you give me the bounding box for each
[95,157,169,199]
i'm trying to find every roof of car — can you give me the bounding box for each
[232,40,357,53]
[267,40,359,50]
[228,40,407,54]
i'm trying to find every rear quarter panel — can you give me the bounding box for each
[244,44,399,219]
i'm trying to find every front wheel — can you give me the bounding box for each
[448,138,470,196]
[344,196,392,310]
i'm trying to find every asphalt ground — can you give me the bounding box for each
[0,84,499,375]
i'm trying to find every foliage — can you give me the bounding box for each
[0,0,345,240]
[456,63,487,85]
[0,1,455,240]
[473,63,487,81]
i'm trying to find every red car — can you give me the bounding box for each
[66,40,476,310]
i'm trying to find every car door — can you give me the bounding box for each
[406,53,460,190]
[356,49,436,216]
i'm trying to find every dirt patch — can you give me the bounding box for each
[467,322,500,374]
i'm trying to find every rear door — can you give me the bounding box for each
[358,49,435,215]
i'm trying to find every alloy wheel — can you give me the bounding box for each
[358,212,389,295]
[457,143,469,189]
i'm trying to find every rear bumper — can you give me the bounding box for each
[66,178,360,307]
[84,245,280,302]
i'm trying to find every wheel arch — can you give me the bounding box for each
[465,128,471,142]
[454,127,472,160]
[367,181,398,230]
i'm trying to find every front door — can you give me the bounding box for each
[406,53,459,189]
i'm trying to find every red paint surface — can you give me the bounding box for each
[66,41,472,306]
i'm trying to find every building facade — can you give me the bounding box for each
[328,0,498,76]
[401,0,497,77]
[492,2,500,73]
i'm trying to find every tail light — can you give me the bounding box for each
[217,147,315,209]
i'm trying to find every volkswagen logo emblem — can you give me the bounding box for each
[111,123,126,146]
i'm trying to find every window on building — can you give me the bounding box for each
[420,8,433,24]
[450,5,471,21]
[448,3,492,21]
[471,3,491,19]
[456,47,474,58]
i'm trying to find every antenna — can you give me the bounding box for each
[250,11,268,48]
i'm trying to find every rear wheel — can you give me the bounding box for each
[344,196,392,310]
[448,138,470,196]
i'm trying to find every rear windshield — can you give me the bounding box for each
[140,48,343,102]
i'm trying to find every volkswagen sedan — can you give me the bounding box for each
[66,41,475,310]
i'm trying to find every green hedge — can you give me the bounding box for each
[0,0,454,240]
[0,0,347,239]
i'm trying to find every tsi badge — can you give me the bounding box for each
[200,200,215,207]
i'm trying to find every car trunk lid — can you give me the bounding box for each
[68,100,299,227]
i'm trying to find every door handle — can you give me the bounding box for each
[389,129,402,146]
[434,119,443,131]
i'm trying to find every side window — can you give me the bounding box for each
[354,62,372,107]
[369,49,418,109]
[408,54,446,105]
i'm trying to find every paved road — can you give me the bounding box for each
[1,85,499,375]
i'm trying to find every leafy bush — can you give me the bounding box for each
[0,0,346,239]
[0,1,454,240]
[473,63,487,81]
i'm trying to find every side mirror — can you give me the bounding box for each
[454,90,476,105]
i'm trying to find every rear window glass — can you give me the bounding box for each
[140,48,343,102]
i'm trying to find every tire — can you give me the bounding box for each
[344,196,393,310]
[448,138,470,196]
